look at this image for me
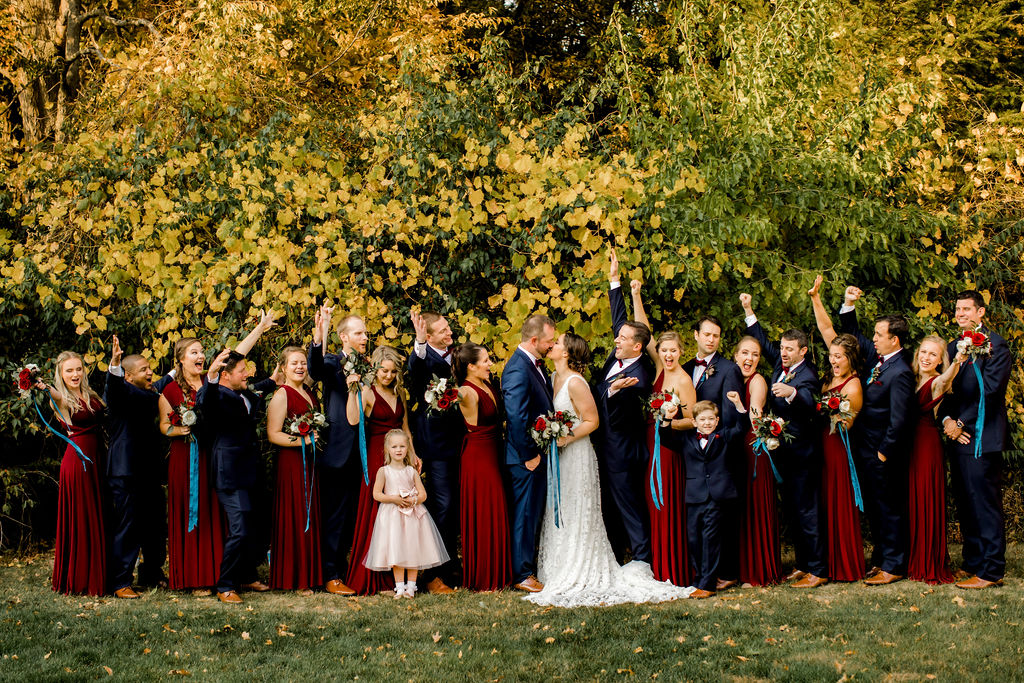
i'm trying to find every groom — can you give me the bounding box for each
[502,314,556,593]
[592,248,654,564]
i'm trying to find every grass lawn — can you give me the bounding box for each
[2,545,1024,681]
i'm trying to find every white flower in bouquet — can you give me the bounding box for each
[766,437,780,451]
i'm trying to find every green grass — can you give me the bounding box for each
[2,546,1024,681]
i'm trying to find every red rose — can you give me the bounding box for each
[446,388,459,401]
[438,397,451,409]
[827,396,841,410]
[962,330,973,339]
[18,369,32,391]
[971,332,987,346]
[534,417,547,431]
[769,421,783,436]
[651,398,664,410]
[298,422,312,435]
[169,411,182,426]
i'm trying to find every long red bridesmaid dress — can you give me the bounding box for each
[460,381,512,591]
[346,385,400,595]
[645,372,691,586]
[163,380,224,591]
[738,375,782,586]
[52,398,107,595]
[907,376,954,584]
[269,385,324,591]
[821,376,865,581]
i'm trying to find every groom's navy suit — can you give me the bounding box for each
[839,309,916,575]
[940,325,1012,582]
[592,284,654,563]
[745,321,827,577]
[502,346,553,583]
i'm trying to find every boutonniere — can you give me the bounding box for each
[247,386,264,398]
[704,363,717,378]
[867,362,886,385]
[781,371,796,384]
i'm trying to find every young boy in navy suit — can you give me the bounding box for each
[662,396,747,598]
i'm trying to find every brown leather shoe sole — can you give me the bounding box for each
[217,591,243,604]
[864,572,903,586]
[956,576,1003,589]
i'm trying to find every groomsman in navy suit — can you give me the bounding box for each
[839,286,916,585]
[307,306,366,596]
[104,336,169,598]
[740,294,828,587]
[407,310,463,593]
[681,314,744,588]
[940,290,1012,589]
[501,314,556,593]
[592,249,655,564]
[198,349,276,604]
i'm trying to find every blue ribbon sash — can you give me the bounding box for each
[187,436,199,532]
[35,394,92,471]
[751,438,783,484]
[838,424,864,512]
[546,440,562,528]
[357,387,369,485]
[299,436,317,532]
[972,361,985,459]
[649,424,664,510]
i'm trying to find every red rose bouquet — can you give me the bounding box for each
[956,326,991,360]
[815,390,854,434]
[530,410,578,450]
[424,375,460,415]
[15,364,40,398]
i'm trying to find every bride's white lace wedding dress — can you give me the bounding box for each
[524,374,694,607]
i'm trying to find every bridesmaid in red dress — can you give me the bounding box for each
[455,343,512,591]
[266,346,324,594]
[158,316,275,596]
[630,281,697,586]
[345,346,413,595]
[733,336,781,586]
[41,351,107,595]
[907,336,962,584]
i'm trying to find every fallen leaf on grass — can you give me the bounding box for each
[676,636,686,643]
[616,669,634,675]
[241,632,250,640]
[432,632,442,643]
[779,624,790,631]
[703,635,713,642]
[545,637,555,644]
[910,606,921,612]
[103,666,113,676]
[736,656,749,662]
[633,646,643,653]
[952,596,966,607]
[168,670,191,676]
[44,652,51,660]
[725,638,737,647]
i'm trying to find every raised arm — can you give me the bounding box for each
[837,286,872,363]
[740,292,780,367]
[630,279,659,363]
[930,350,965,399]
[235,309,277,357]
[807,275,837,346]
[608,248,628,335]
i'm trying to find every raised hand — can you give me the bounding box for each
[844,285,863,306]
[313,310,323,344]
[726,390,741,404]
[630,279,642,297]
[207,348,232,381]
[739,293,753,316]
[320,302,334,341]
[609,247,619,282]
[270,363,284,386]
[807,274,823,298]
[411,309,427,343]
[257,308,278,332]
[110,334,123,367]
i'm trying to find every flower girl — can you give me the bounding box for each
[364,430,450,598]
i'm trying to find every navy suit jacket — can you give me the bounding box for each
[745,321,820,447]
[501,347,553,466]
[196,378,274,491]
[307,342,358,469]
[839,310,916,457]
[592,285,654,472]
[661,408,745,504]
[682,353,744,429]
[406,345,465,461]
[103,371,163,479]
[940,326,1012,455]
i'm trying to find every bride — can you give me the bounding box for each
[525,332,694,607]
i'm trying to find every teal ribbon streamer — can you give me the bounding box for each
[299,435,316,532]
[751,438,783,484]
[187,436,199,532]
[972,361,985,459]
[357,387,369,485]
[546,440,562,528]
[649,424,664,510]
[35,394,92,471]
[837,424,864,512]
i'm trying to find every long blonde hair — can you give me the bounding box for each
[371,346,407,400]
[52,351,103,421]
[913,335,950,377]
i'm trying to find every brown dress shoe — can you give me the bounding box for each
[792,573,828,588]
[218,590,243,604]
[426,578,455,595]
[325,579,356,596]
[513,576,544,593]
[716,579,738,591]
[956,575,1003,589]
[864,570,903,586]
[865,566,882,579]
[241,581,270,592]
[192,588,213,597]
[784,569,806,582]
[114,587,140,599]
[689,588,716,599]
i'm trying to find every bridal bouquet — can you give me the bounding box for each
[530,410,577,450]
[284,409,328,439]
[343,352,377,390]
[645,389,682,423]
[424,375,460,415]
[168,400,200,429]
[956,326,991,360]
[750,413,790,451]
[14,364,40,398]
[816,391,854,434]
